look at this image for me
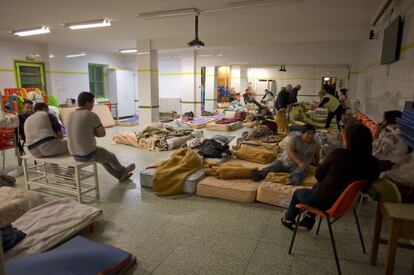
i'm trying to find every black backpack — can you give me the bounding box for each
[197,139,230,159]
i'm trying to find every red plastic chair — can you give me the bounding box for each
[288,180,367,275]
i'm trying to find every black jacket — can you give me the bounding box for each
[312,148,381,208]
[274,89,289,110]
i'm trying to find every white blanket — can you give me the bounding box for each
[6,198,102,259]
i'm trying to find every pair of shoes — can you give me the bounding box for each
[280,211,294,230]
[297,214,315,231]
[251,169,264,182]
[119,164,136,182]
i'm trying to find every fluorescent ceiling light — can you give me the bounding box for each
[138,8,198,19]
[228,0,303,8]
[66,19,111,30]
[65,52,86,58]
[137,51,150,55]
[13,26,50,37]
[119,48,137,53]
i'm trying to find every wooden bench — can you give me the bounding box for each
[21,154,99,203]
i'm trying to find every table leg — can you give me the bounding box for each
[371,202,383,265]
[93,162,100,199]
[385,220,400,275]
[75,166,82,203]
[22,158,30,191]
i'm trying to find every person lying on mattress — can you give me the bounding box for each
[281,124,381,231]
[25,102,69,158]
[251,124,320,184]
[170,112,194,129]
[66,92,135,182]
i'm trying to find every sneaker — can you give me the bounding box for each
[281,217,294,230]
[297,214,316,231]
[281,211,294,230]
[251,169,264,182]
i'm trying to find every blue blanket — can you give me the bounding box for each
[5,236,134,275]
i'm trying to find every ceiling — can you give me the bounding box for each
[0,0,380,53]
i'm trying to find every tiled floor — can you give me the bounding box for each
[6,126,413,274]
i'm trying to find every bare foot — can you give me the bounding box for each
[119,172,133,182]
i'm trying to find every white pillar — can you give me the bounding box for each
[205,66,217,112]
[195,61,202,117]
[137,40,159,126]
[180,50,197,114]
[240,65,248,94]
[231,66,241,93]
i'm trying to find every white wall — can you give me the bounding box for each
[0,40,133,104]
[0,39,50,92]
[356,0,414,121]
[157,40,362,106]
[47,45,127,102]
[158,58,182,98]
[248,65,350,102]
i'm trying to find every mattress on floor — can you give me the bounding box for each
[206,121,243,132]
[197,177,259,203]
[6,198,102,259]
[59,105,115,128]
[187,118,216,129]
[5,236,135,275]
[256,181,311,208]
[140,168,205,194]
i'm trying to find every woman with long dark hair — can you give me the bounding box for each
[281,124,381,230]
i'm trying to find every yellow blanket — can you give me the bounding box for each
[204,162,253,179]
[264,171,317,186]
[275,110,288,134]
[233,141,279,164]
[153,148,202,196]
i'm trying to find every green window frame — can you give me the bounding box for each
[88,63,106,98]
[14,60,47,92]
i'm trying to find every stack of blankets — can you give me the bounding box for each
[397,103,414,148]
[113,123,201,151]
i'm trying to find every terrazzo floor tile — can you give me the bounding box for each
[4,125,413,275]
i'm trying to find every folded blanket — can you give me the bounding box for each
[204,162,253,180]
[6,198,102,259]
[264,171,317,186]
[233,142,279,164]
[153,148,202,196]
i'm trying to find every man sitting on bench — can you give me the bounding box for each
[66,92,135,182]
[24,103,68,158]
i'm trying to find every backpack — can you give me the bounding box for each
[197,139,230,159]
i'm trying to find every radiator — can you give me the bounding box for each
[159,98,182,114]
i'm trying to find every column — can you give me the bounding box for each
[180,50,197,114]
[194,61,203,117]
[205,66,217,112]
[137,39,159,126]
[240,65,248,93]
[231,66,241,93]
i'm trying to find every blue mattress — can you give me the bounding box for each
[5,236,135,275]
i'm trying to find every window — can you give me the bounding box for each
[88,64,106,98]
[14,61,47,92]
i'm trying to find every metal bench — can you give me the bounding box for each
[21,154,99,203]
